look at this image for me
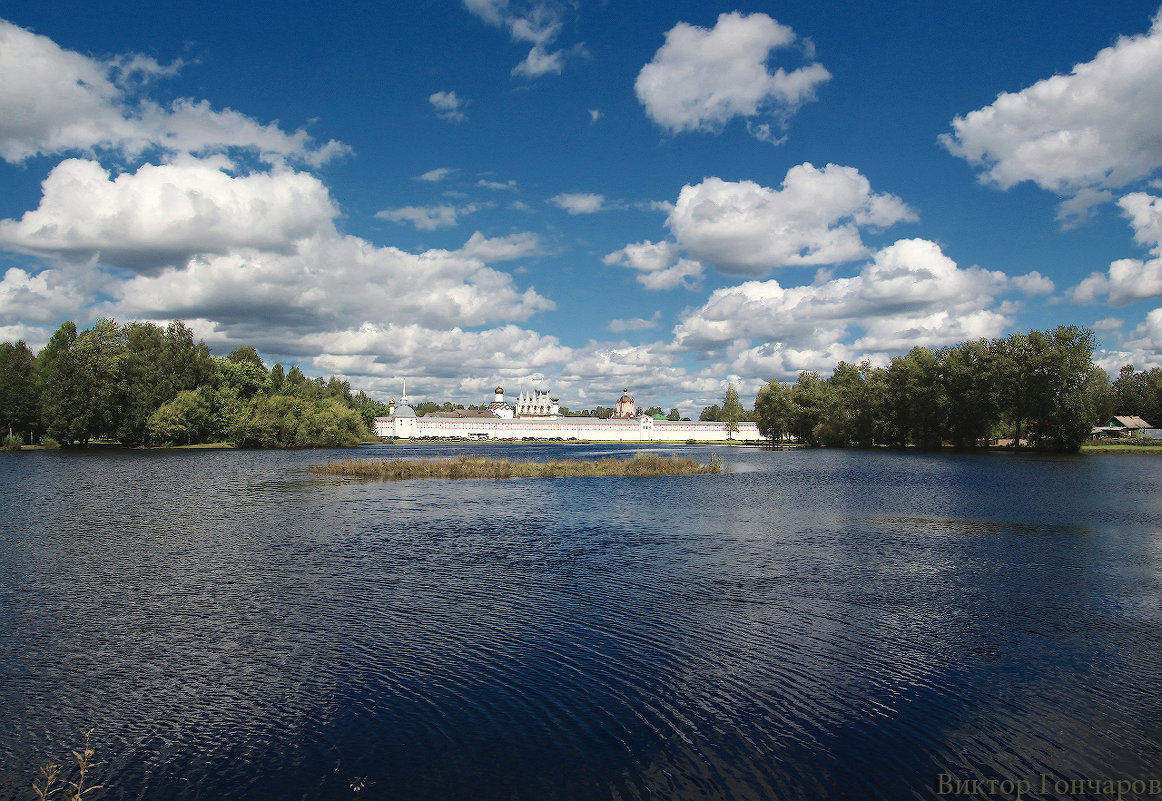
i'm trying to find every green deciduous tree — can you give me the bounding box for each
[227,346,266,369]
[119,322,167,446]
[293,398,366,447]
[753,325,1099,453]
[164,321,214,392]
[37,321,81,444]
[72,318,128,443]
[721,384,742,438]
[245,393,367,447]
[990,326,1096,450]
[993,331,1035,446]
[147,389,214,446]
[1083,366,1115,425]
[38,319,128,445]
[754,379,794,443]
[222,399,279,448]
[327,377,354,406]
[1113,365,1162,426]
[283,366,309,394]
[29,317,375,449]
[1034,325,1098,451]
[883,347,944,450]
[412,401,441,417]
[213,356,268,400]
[267,363,286,394]
[825,361,883,447]
[789,371,831,446]
[941,340,997,449]
[0,340,39,438]
[352,389,390,430]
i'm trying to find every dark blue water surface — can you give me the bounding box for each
[1,444,1161,800]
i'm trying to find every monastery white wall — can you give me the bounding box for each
[374,415,762,443]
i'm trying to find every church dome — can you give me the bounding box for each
[620,389,633,403]
[394,405,416,418]
[494,386,504,394]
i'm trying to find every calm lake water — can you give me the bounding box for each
[1,444,1161,800]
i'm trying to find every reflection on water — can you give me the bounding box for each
[1,444,1161,800]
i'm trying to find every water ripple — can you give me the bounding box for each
[2,446,1161,799]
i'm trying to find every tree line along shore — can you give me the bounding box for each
[751,325,1160,453]
[0,319,381,449]
[1,320,1159,453]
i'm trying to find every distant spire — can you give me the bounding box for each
[401,379,408,406]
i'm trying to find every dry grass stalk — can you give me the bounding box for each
[313,452,722,480]
[33,729,103,801]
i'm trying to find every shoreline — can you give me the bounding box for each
[6,439,1160,454]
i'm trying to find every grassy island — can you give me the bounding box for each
[312,453,723,480]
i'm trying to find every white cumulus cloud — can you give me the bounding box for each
[463,0,562,44]
[478,177,518,191]
[1127,308,1162,351]
[107,230,554,336]
[635,12,830,140]
[1013,270,1055,295]
[673,238,1010,358]
[941,9,1162,218]
[308,322,573,384]
[1097,307,1162,371]
[0,16,592,407]
[376,203,489,231]
[0,19,347,166]
[512,45,564,77]
[457,230,542,262]
[603,240,704,291]
[1070,192,1162,305]
[665,164,916,275]
[463,0,583,78]
[430,91,467,123]
[550,193,606,214]
[608,311,662,333]
[0,266,88,324]
[414,167,458,182]
[0,157,337,273]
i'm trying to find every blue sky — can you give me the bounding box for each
[2,1,1162,413]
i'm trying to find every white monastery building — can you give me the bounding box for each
[374,386,762,443]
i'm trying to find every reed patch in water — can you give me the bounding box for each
[313,452,722,480]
